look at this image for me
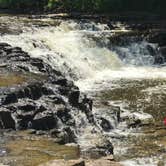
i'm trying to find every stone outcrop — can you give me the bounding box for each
[0,43,116,161]
[0,43,94,145]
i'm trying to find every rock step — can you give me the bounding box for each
[0,43,97,147]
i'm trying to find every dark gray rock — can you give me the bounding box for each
[2,93,18,105]
[69,87,80,107]
[81,139,114,159]
[0,43,96,146]
[0,108,15,129]
[33,111,58,130]
[154,55,164,64]
[50,127,76,144]
[159,46,166,61]
[147,31,166,46]
[146,44,157,56]
[100,118,114,132]
[159,46,166,55]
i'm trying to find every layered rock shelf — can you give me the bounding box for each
[0,43,94,144]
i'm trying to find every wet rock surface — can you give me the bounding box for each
[105,20,166,65]
[0,43,94,146]
[0,39,120,165]
[123,112,154,128]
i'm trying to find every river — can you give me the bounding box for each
[0,15,166,166]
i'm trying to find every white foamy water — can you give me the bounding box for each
[76,66,166,91]
[0,18,165,88]
[0,19,122,80]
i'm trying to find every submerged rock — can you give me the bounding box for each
[122,112,154,128]
[0,108,15,129]
[100,117,114,132]
[81,134,114,159]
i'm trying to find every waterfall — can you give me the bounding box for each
[0,19,122,80]
[0,19,164,83]
[1,16,166,166]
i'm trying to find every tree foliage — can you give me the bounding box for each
[44,0,166,15]
[0,0,165,15]
[0,0,47,11]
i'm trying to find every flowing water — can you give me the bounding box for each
[0,15,166,165]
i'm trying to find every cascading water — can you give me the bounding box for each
[0,18,123,80]
[1,17,166,88]
[0,16,166,166]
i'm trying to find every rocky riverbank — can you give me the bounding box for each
[0,42,92,139]
[0,42,118,165]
